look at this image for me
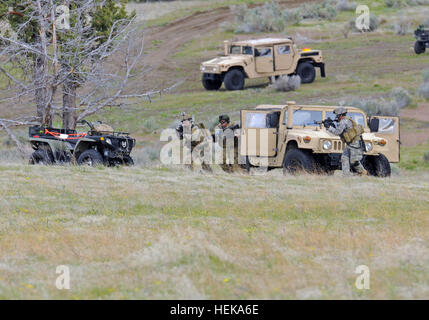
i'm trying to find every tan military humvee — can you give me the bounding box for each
[240,102,400,176]
[200,38,325,91]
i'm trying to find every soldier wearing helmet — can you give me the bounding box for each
[215,114,241,173]
[325,107,368,176]
[176,112,211,171]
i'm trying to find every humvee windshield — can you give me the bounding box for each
[242,46,253,55]
[286,110,322,127]
[230,45,253,55]
[230,46,241,54]
[326,111,365,127]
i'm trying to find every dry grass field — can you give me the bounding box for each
[0,163,428,299]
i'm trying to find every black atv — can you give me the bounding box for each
[29,120,135,166]
[414,25,429,54]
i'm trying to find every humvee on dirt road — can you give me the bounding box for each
[200,38,325,91]
[240,102,400,177]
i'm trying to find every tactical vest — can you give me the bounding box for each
[341,117,364,144]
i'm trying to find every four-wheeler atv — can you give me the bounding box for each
[414,25,429,54]
[28,120,135,166]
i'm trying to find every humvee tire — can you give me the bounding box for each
[414,41,426,54]
[224,69,245,90]
[363,154,391,177]
[77,149,103,166]
[202,76,222,90]
[296,62,316,84]
[29,149,53,165]
[283,149,315,174]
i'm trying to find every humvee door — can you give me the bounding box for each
[274,44,293,71]
[240,110,280,157]
[255,47,274,73]
[369,116,400,162]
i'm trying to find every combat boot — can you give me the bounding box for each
[359,169,368,176]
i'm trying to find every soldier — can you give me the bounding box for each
[325,107,368,176]
[176,112,211,171]
[214,114,241,173]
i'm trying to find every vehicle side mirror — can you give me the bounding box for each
[369,118,379,132]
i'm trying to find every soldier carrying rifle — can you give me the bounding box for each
[324,107,368,176]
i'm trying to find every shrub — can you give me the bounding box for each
[273,75,301,92]
[299,1,338,20]
[394,17,411,35]
[424,152,429,162]
[406,0,429,5]
[142,117,160,133]
[390,87,412,109]
[419,69,429,99]
[232,2,302,33]
[418,82,429,99]
[349,88,411,116]
[233,2,286,33]
[336,0,357,11]
[421,69,429,83]
[385,0,404,7]
[282,9,303,26]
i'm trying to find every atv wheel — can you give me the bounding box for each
[77,149,103,166]
[202,75,222,90]
[283,149,315,175]
[224,69,245,90]
[296,62,316,84]
[29,149,53,165]
[414,41,426,54]
[363,154,391,177]
[123,156,134,166]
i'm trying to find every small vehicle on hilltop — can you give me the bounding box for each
[200,38,325,91]
[28,120,135,166]
[240,102,400,177]
[414,25,429,54]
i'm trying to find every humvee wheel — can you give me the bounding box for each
[296,62,316,84]
[414,41,426,54]
[363,154,391,177]
[224,69,245,90]
[202,76,222,90]
[283,149,315,175]
[29,149,53,165]
[77,149,103,166]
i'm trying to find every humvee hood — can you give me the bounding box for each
[202,56,250,66]
[292,129,379,141]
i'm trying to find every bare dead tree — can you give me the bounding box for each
[0,0,182,156]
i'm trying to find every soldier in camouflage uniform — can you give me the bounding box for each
[176,112,211,171]
[326,107,368,176]
[214,114,241,173]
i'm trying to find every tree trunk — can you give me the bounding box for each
[34,56,47,124]
[62,80,77,130]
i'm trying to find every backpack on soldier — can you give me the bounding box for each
[341,117,364,143]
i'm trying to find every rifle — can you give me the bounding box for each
[314,117,337,129]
